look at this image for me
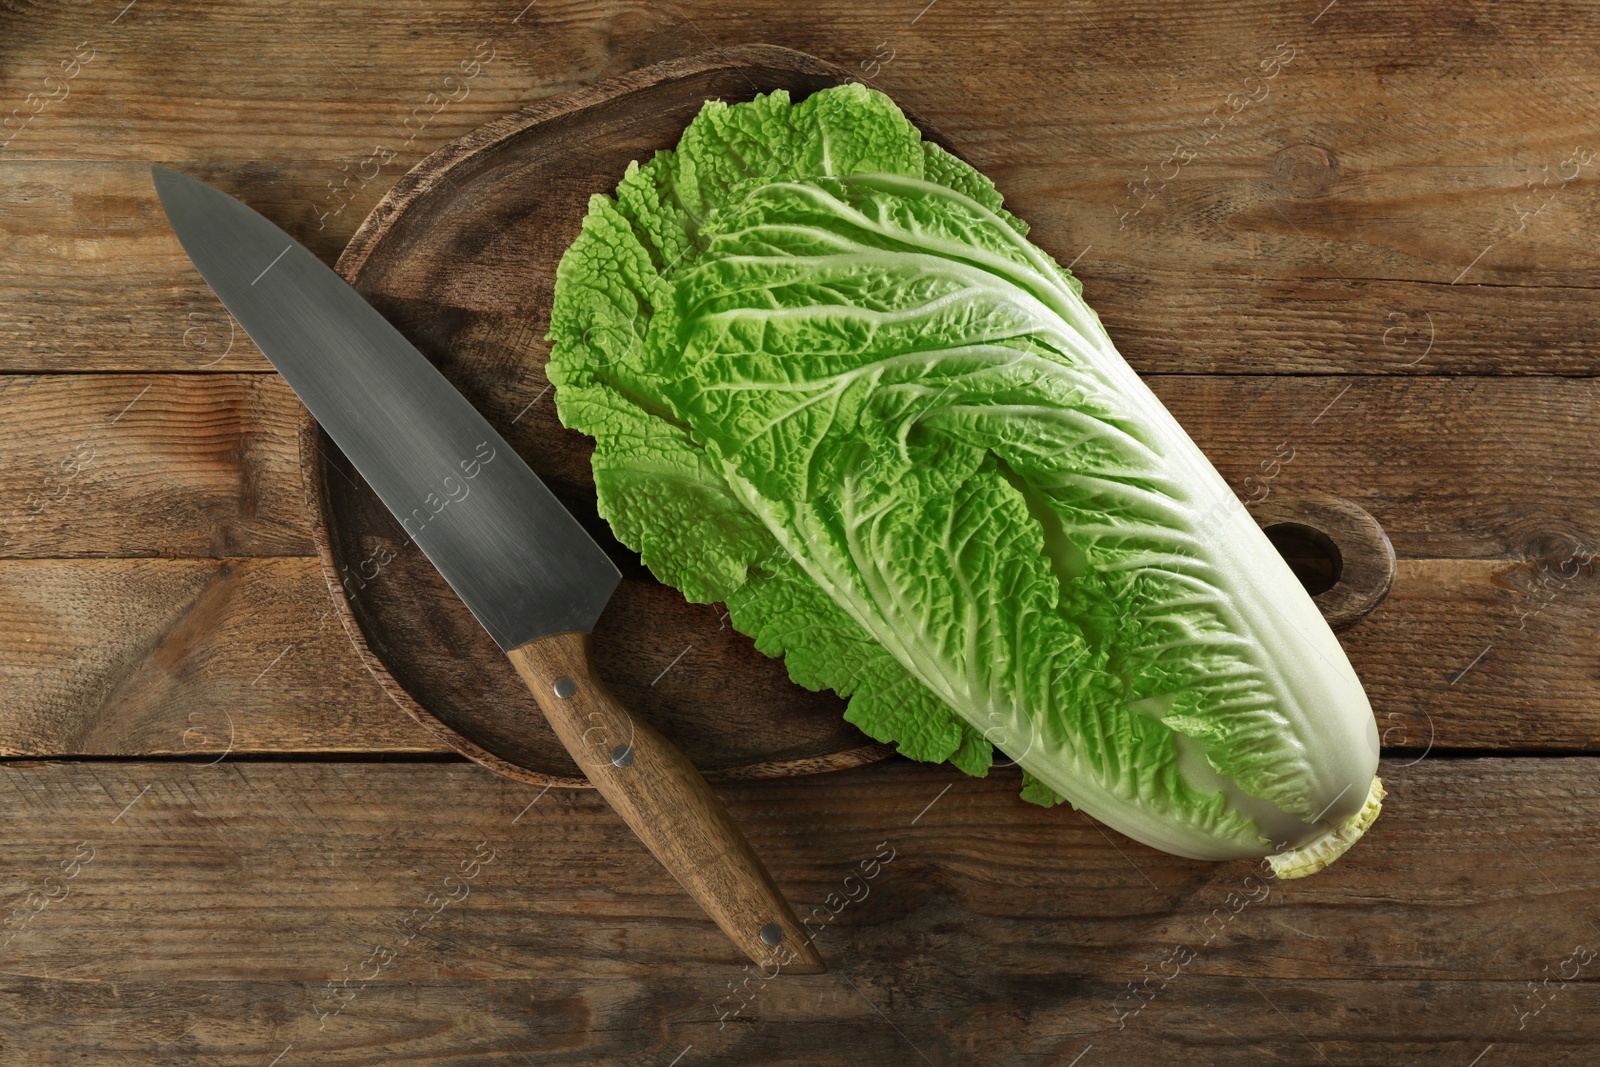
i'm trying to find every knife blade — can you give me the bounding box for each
[152,165,823,974]
[150,166,616,649]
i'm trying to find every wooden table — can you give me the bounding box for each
[4,1,1599,1063]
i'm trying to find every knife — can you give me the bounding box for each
[151,165,824,974]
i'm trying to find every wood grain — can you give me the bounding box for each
[2,155,1592,377]
[1,554,1596,755]
[5,1,1600,375]
[3,0,1599,1059]
[4,373,1599,561]
[0,756,1596,1064]
[0,556,427,757]
[0,373,312,558]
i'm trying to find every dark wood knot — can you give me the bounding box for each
[1272,143,1339,198]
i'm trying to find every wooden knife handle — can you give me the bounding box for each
[507,630,825,974]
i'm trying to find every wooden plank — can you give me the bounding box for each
[5,370,1600,758]
[1346,559,1600,752]
[0,557,432,757]
[0,756,1595,1064]
[3,2,1600,373]
[0,975,1573,1066]
[0,161,362,374]
[0,373,312,558]
[3,372,1594,560]
[2,153,1595,376]
[0,1,615,162]
[1155,373,1600,562]
[0,553,1594,754]
[5,154,1591,376]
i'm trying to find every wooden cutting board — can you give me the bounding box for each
[304,45,912,787]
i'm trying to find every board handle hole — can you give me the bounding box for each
[1264,521,1343,596]
[1250,495,1395,630]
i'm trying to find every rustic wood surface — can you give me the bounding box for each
[4,757,1600,1065]
[4,0,1600,1062]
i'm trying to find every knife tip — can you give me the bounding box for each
[149,163,179,200]
[148,164,197,202]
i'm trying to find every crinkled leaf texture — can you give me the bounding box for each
[546,83,1380,861]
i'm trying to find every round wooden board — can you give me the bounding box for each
[302,45,945,788]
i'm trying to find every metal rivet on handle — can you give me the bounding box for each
[610,743,634,768]
[552,676,577,699]
[759,922,782,947]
